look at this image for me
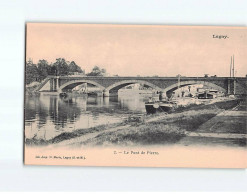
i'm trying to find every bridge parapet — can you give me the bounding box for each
[38,76,247,96]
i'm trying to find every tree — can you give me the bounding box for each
[86,66,106,76]
[49,64,57,76]
[53,58,69,76]
[68,61,84,74]
[37,59,50,81]
[25,60,39,84]
[26,58,87,84]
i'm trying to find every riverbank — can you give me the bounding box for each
[81,104,231,147]
[25,97,246,147]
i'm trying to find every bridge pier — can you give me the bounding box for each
[233,79,236,95]
[49,77,59,92]
[227,78,237,95]
[103,90,119,97]
[49,79,53,91]
[56,76,59,91]
[103,90,110,97]
[227,80,231,95]
[161,91,167,99]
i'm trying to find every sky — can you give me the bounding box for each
[26,23,247,77]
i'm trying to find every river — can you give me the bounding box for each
[24,91,151,140]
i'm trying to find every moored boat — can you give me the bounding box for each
[197,91,216,99]
[59,92,68,98]
[145,100,176,114]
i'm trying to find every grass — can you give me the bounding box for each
[82,99,243,146]
[153,110,219,132]
[211,119,247,134]
[83,123,186,146]
[83,110,217,146]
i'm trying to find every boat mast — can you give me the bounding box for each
[230,56,232,77]
[177,74,181,98]
[178,74,180,89]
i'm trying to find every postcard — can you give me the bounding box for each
[24,23,247,168]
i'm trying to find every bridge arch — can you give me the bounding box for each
[163,80,226,94]
[58,79,105,93]
[105,80,163,92]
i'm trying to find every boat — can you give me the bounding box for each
[197,91,216,99]
[145,100,177,114]
[88,92,98,96]
[59,92,68,98]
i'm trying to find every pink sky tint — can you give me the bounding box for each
[26,23,247,77]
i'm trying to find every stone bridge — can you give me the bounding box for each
[37,76,247,97]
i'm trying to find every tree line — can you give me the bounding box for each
[25,58,107,85]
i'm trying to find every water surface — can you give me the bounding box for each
[25,92,150,140]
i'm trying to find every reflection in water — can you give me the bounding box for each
[25,92,149,140]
